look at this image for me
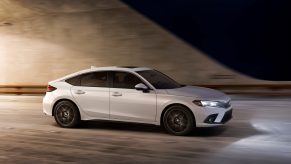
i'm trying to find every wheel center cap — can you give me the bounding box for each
[63,112,69,117]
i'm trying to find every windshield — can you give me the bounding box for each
[137,70,182,89]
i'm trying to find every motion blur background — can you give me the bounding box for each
[1,1,291,163]
[0,0,290,86]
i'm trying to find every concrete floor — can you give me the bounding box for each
[0,95,290,164]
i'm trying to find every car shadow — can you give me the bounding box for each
[69,120,266,138]
[190,126,228,137]
[77,120,163,133]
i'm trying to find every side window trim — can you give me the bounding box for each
[108,71,113,88]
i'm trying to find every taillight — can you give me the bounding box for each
[47,85,57,92]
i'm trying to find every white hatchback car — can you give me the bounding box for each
[43,66,232,135]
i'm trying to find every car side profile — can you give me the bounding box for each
[43,66,232,135]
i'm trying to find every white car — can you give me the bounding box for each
[43,66,232,135]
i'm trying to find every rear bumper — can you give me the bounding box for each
[43,93,54,116]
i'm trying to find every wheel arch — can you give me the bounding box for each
[52,98,80,116]
[160,103,196,127]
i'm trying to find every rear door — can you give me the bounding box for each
[70,71,110,119]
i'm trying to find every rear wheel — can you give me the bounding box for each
[162,105,195,136]
[54,100,80,128]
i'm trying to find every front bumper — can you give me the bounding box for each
[204,109,232,124]
[220,109,233,123]
[195,107,233,127]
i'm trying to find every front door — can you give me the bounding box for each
[109,71,157,123]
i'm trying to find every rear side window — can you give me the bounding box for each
[66,72,108,87]
[80,72,108,87]
[66,75,81,86]
[112,71,143,89]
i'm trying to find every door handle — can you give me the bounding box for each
[112,92,122,96]
[74,90,86,94]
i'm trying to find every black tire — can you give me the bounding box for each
[54,100,80,128]
[162,105,195,136]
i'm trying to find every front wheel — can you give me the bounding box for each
[54,100,80,128]
[162,105,195,136]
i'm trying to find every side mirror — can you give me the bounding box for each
[134,83,149,92]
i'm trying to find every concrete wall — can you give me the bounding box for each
[0,0,282,85]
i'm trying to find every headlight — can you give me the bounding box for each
[193,100,225,108]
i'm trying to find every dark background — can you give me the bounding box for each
[123,0,291,81]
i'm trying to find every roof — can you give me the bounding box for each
[50,66,153,83]
[89,66,152,72]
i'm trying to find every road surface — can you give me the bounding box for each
[0,95,290,164]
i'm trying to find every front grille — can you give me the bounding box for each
[220,101,231,108]
[221,109,232,123]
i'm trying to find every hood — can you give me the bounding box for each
[166,85,229,101]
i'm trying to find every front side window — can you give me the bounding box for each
[80,72,108,87]
[112,72,143,89]
[137,70,182,89]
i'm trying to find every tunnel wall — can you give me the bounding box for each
[0,0,284,85]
